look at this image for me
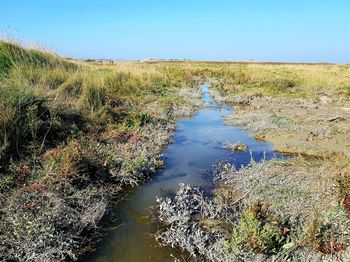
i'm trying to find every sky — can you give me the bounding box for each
[1,0,349,63]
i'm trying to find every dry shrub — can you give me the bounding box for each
[57,141,83,179]
[0,183,107,262]
[156,183,233,262]
[156,158,349,261]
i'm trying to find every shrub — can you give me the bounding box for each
[54,140,83,179]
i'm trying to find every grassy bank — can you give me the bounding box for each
[0,41,202,261]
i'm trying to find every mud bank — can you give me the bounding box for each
[157,158,350,261]
[223,93,350,157]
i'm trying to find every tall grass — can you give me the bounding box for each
[0,41,196,162]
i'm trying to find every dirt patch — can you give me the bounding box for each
[224,95,350,157]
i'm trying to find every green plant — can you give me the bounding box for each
[271,78,296,90]
[138,112,151,126]
[228,203,295,255]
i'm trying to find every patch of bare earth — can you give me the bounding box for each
[224,93,350,157]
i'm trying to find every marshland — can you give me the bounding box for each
[0,40,350,262]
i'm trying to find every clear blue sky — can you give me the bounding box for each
[1,0,349,63]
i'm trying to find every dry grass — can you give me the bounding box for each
[205,63,350,102]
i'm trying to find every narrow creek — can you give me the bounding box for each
[83,85,278,261]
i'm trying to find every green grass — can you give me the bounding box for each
[0,41,196,163]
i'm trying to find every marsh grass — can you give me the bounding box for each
[1,40,349,261]
[0,41,201,161]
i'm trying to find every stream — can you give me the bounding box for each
[83,85,278,261]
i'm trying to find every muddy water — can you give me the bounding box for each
[83,85,278,262]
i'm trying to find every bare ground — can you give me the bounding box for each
[223,93,350,157]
